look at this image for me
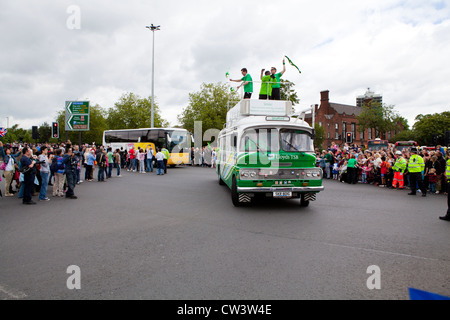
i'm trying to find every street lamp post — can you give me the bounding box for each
[146,24,160,128]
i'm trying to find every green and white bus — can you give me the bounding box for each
[216,99,324,207]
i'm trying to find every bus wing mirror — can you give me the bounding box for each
[311,129,316,140]
[233,136,237,147]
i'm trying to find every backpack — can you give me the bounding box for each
[50,158,58,174]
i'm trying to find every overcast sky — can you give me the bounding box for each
[1,0,449,130]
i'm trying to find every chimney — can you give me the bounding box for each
[320,90,329,102]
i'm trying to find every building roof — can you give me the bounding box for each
[329,103,362,116]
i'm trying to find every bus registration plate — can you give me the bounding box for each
[273,191,292,198]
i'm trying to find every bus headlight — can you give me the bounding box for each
[240,170,258,179]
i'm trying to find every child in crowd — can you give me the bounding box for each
[428,168,437,194]
[379,156,388,187]
[361,164,369,184]
[332,162,339,180]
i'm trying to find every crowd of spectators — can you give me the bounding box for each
[316,142,449,195]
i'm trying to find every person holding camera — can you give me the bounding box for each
[20,146,37,205]
[38,146,51,201]
[62,147,78,199]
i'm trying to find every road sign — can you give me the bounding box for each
[67,114,89,131]
[66,101,89,114]
[65,101,90,131]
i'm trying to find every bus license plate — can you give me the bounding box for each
[273,191,292,198]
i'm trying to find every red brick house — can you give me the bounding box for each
[306,90,399,150]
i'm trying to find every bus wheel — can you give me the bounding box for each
[231,176,245,207]
[300,194,310,207]
[218,167,225,185]
[170,165,176,168]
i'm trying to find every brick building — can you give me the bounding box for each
[306,90,399,150]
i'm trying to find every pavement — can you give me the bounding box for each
[0,166,449,300]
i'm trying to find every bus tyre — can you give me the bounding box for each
[300,194,310,207]
[231,176,242,207]
[218,167,225,186]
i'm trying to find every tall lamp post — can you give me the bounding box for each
[146,24,160,128]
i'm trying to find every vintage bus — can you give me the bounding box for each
[216,99,324,207]
[103,128,192,166]
[367,138,389,151]
[394,141,418,151]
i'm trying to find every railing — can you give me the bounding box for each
[229,80,293,101]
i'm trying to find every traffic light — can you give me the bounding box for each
[52,122,59,139]
[346,132,352,144]
[32,126,40,140]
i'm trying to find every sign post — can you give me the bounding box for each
[65,101,90,144]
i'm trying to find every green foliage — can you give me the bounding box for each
[412,111,450,145]
[106,93,168,130]
[280,79,300,105]
[178,82,240,138]
[314,123,325,150]
[391,129,416,143]
[357,101,400,138]
[0,124,32,144]
[38,122,52,143]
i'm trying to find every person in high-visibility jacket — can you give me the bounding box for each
[439,150,450,221]
[407,147,426,197]
[392,151,407,189]
[161,147,170,174]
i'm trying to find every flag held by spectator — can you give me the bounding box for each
[0,127,7,137]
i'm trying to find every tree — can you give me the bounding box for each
[178,82,240,138]
[106,92,168,130]
[412,111,450,145]
[0,124,32,144]
[280,79,300,105]
[357,101,399,139]
[38,122,52,143]
[391,129,416,143]
[55,104,108,145]
[313,123,325,150]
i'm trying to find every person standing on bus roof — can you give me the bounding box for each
[270,58,286,100]
[230,68,253,99]
[259,69,273,100]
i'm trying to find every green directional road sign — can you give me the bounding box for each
[65,101,90,131]
[67,114,90,131]
[66,101,89,114]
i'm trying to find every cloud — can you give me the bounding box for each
[0,0,449,131]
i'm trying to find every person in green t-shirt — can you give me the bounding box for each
[270,58,286,100]
[106,148,114,179]
[259,69,273,100]
[230,68,253,99]
[346,154,358,184]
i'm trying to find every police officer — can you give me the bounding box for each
[161,146,170,174]
[407,147,426,197]
[439,149,450,221]
[392,151,407,189]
